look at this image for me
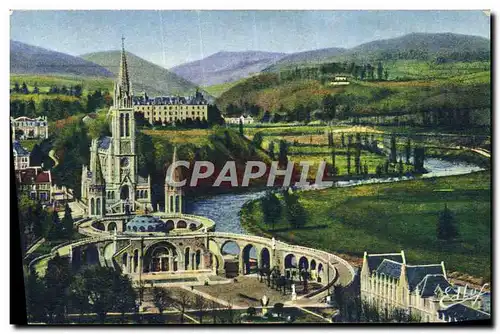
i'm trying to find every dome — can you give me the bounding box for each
[126,215,165,233]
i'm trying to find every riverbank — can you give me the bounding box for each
[240,171,491,286]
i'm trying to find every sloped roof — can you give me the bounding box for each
[13,140,30,156]
[406,264,445,291]
[97,136,112,150]
[375,259,402,279]
[438,303,490,322]
[416,274,454,297]
[367,253,404,273]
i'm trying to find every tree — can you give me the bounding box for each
[341,132,345,147]
[239,118,244,136]
[44,254,71,323]
[261,190,282,231]
[346,148,352,175]
[398,158,404,175]
[48,210,63,240]
[283,189,307,229]
[21,82,29,94]
[437,204,459,241]
[152,287,170,316]
[194,295,207,324]
[384,69,389,81]
[13,82,20,93]
[278,140,289,168]
[405,137,411,164]
[331,145,337,176]
[377,62,384,80]
[390,134,397,163]
[252,132,263,149]
[61,203,74,240]
[175,290,191,324]
[268,141,275,160]
[25,267,47,323]
[70,266,137,323]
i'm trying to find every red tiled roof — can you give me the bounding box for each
[15,167,51,184]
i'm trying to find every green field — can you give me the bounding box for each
[241,171,491,282]
[10,74,114,95]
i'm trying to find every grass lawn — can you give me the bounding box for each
[241,171,491,282]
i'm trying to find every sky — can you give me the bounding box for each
[10,10,490,68]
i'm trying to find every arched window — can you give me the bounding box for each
[90,198,95,216]
[125,114,130,137]
[140,226,146,232]
[96,198,101,216]
[119,114,124,137]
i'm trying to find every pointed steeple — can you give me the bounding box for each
[118,36,131,95]
[114,36,132,108]
[165,146,181,183]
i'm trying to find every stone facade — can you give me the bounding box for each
[81,39,153,216]
[133,91,208,125]
[360,250,490,322]
[11,116,48,140]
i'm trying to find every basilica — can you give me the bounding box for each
[80,39,182,217]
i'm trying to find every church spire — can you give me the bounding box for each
[114,36,132,108]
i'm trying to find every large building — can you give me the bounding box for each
[81,39,153,216]
[132,90,208,125]
[13,140,30,170]
[360,250,490,322]
[11,116,49,140]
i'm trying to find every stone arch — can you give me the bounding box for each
[83,244,99,265]
[177,220,187,229]
[299,256,309,271]
[220,240,240,256]
[285,254,297,269]
[260,247,271,269]
[147,225,154,232]
[107,221,117,232]
[208,239,224,274]
[310,259,317,270]
[242,244,258,275]
[165,220,175,231]
[139,226,146,232]
[317,263,324,282]
[94,221,105,231]
[143,241,178,273]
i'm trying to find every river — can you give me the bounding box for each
[186,158,484,237]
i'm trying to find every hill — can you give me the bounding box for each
[81,51,212,98]
[263,47,346,72]
[10,40,113,77]
[264,33,490,72]
[340,32,491,62]
[170,51,286,87]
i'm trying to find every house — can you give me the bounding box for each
[330,76,350,86]
[12,140,30,170]
[10,116,49,139]
[360,250,490,322]
[223,115,254,125]
[15,166,53,202]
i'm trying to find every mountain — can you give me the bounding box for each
[82,51,211,98]
[342,32,491,61]
[170,51,286,87]
[10,40,113,77]
[264,33,490,72]
[263,47,347,72]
